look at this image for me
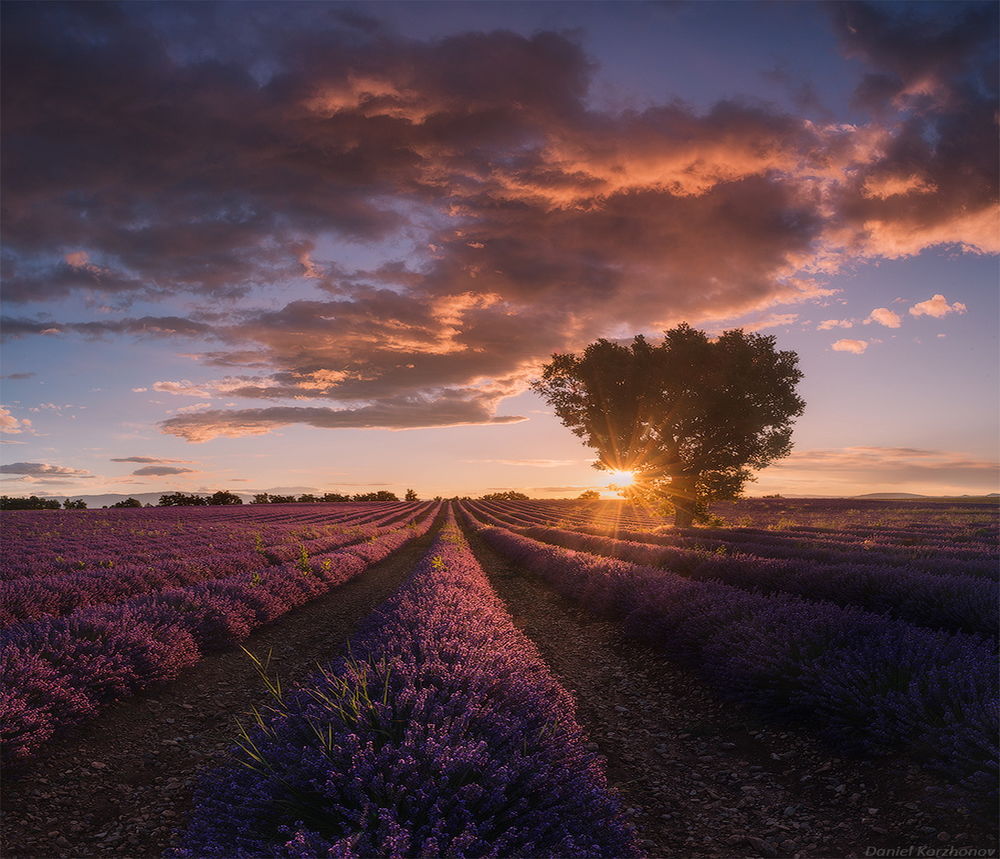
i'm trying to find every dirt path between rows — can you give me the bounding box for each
[462,523,996,859]
[2,519,441,859]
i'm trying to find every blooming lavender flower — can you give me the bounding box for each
[459,503,998,805]
[0,503,440,764]
[173,508,638,858]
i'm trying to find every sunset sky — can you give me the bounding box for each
[2,0,997,500]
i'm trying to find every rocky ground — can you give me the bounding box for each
[3,514,996,858]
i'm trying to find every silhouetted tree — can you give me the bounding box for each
[63,498,87,509]
[297,493,319,503]
[404,488,419,501]
[252,493,270,504]
[268,494,295,503]
[158,492,207,506]
[578,490,600,500]
[111,497,142,508]
[208,490,243,505]
[480,491,530,501]
[352,491,399,502]
[532,324,805,527]
[321,492,350,502]
[0,495,61,510]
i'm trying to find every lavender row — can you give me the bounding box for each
[0,503,424,580]
[459,507,997,801]
[174,510,636,858]
[504,520,998,638]
[495,498,999,547]
[485,501,998,574]
[0,506,433,627]
[0,504,440,764]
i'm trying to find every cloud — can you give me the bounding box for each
[110,456,193,463]
[0,407,32,434]
[831,338,869,354]
[2,3,994,439]
[1,315,216,340]
[152,380,214,398]
[466,458,579,468]
[865,307,902,328]
[131,465,197,476]
[160,391,526,442]
[737,313,799,332]
[0,372,35,380]
[817,319,853,330]
[908,293,968,318]
[0,461,91,476]
[766,446,999,493]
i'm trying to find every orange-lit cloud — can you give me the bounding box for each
[0,461,92,477]
[465,458,579,468]
[865,307,901,328]
[817,319,853,330]
[758,445,999,495]
[161,391,526,442]
[831,338,869,354]
[0,407,32,434]
[909,294,968,318]
[2,3,995,441]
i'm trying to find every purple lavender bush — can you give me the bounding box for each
[0,504,440,764]
[463,508,997,805]
[173,510,637,858]
[512,524,998,638]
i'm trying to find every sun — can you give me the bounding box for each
[605,469,636,487]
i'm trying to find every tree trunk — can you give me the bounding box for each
[669,474,696,528]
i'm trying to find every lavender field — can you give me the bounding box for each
[1,498,997,858]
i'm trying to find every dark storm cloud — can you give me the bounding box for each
[827,1,998,256]
[3,1,995,439]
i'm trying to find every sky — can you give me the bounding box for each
[1,0,998,500]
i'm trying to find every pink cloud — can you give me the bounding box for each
[817,319,853,330]
[152,380,213,398]
[832,338,868,354]
[865,307,902,328]
[0,407,32,434]
[0,461,92,477]
[909,294,968,319]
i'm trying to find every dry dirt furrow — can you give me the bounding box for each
[461,522,995,859]
[1,519,441,859]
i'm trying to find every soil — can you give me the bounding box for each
[0,519,442,859]
[460,521,998,859]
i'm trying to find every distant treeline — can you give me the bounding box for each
[1,495,65,510]
[0,489,422,510]
[251,490,415,504]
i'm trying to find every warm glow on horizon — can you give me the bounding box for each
[604,470,636,488]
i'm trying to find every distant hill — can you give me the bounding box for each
[853,492,927,499]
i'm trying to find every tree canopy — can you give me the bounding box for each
[480,491,530,501]
[532,323,805,526]
[111,497,142,508]
[0,495,61,510]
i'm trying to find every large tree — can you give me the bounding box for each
[532,324,805,527]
